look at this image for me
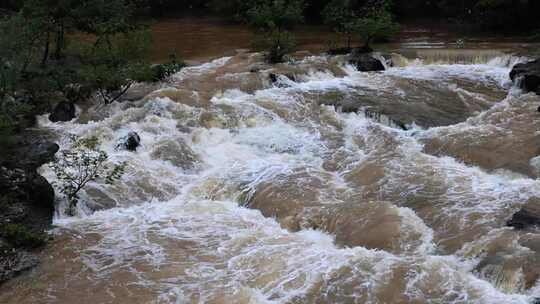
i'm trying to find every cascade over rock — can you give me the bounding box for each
[507,198,540,230]
[510,59,540,95]
[348,49,386,72]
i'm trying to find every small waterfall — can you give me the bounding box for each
[394,49,526,66]
[372,52,392,69]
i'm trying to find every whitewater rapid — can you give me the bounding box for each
[2,51,540,303]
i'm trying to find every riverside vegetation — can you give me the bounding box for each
[0,0,183,283]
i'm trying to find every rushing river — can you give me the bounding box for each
[3,41,540,303]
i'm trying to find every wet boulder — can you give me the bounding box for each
[150,139,199,170]
[27,174,55,210]
[510,59,540,95]
[19,139,59,171]
[349,51,385,72]
[49,101,76,122]
[117,132,141,151]
[507,199,540,230]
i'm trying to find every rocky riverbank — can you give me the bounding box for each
[0,132,58,283]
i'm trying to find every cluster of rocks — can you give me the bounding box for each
[0,135,58,283]
[507,59,540,230]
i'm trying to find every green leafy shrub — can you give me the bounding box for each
[247,0,305,63]
[75,29,154,104]
[52,136,127,215]
[150,53,186,82]
[2,224,46,249]
[322,0,358,50]
[253,30,297,64]
[353,0,399,52]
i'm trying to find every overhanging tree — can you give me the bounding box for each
[247,0,305,63]
[353,0,399,52]
[322,0,358,51]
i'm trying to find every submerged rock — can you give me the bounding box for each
[49,101,76,122]
[510,59,540,95]
[150,139,199,169]
[507,200,540,230]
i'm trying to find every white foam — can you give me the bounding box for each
[31,55,540,303]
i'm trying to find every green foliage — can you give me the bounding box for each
[253,30,297,64]
[322,0,358,49]
[75,29,154,104]
[354,0,399,49]
[0,114,16,149]
[247,0,305,63]
[247,0,305,32]
[150,53,186,82]
[2,223,47,249]
[0,13,44,100]
[52,136,127,215]
[74,0,136,37]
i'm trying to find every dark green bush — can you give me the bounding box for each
[2,223,47,249]
[150,54,186,82]
[247,0,305,64]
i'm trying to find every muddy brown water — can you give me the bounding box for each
[148,16,537,63]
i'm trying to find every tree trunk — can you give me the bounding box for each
[41,31,50,67]
[54,23,65,59]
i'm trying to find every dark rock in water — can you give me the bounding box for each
[27,174,55,210]
[269,73,279,83]
[349,51,385,72]
[269,73,296,86]
[510,59,540,95]
[49,101,76,122]
[1,136,59,172]
[21,140,59,171]
[508,200,540,230]
[117,132,141,151]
